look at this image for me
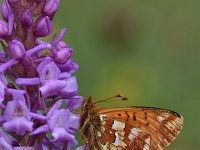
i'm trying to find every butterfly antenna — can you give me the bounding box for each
[94,93,128,104]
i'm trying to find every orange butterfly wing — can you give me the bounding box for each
[95,116,151,150]
[95,106,183,150]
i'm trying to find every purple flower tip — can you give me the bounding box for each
[10,40,26,60]
[43,0,60,17]
[1,0,11,21]
[0,20,8,38]
[21,10,33,26]
[54,48,73,64]
[34,16,52,37]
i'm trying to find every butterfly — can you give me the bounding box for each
[80,94,184,150]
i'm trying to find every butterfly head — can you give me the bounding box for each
[81,96,96,112]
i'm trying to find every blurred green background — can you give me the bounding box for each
[1,0,199,149]
[53,0,199,149]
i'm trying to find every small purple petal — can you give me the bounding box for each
[54,28,67,44]
[16,77,40,86]
[3,117,33,135]
[13,147,34,150]
[40,79,66,98]
[51,127,78,147]
[10,40,26,60]
[68,112,80,131]
[58,59,79,74]
[0,51,5,59]
[30,112,46,120]
[26,43,51,57]
[48,109,69,130]
[0,137,12,150]
[1,0,11,21]
[59,72,71,79]
[54,48,73,64]
[47,99,63,118]
[8,13,14,35]
[0,59,18,72]
[21,10,33,26]
[0,19,8,38]
[3,100,33,135]
[34,16,52,37]
[0,73,7,85]
[38,61,61,83]
[59,76,78,94]
[6,88,25,101]
[31,124,49,135]
[43,0,59,17]
[65,96,83,110]
[0,81,6,106]
[37,57,52,73]
[55,41,68,50]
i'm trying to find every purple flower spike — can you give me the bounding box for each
[43,0,60,17]
[3,100,33,135]
[21,10,33,26]
[34,16,52,37]
[0,0,82,148]
[0,20,8,38]
[10,40,26,59]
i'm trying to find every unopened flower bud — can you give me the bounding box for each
[54,48,73,64]
[0,20,8,38]
[21,10,33,26]
[1,0,11,21]
[10,40,26,59]
[34,16,52,37]
[43,0,59,17]
[55,41,68,50]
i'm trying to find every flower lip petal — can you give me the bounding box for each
[40,79,66,98]
[30,124,49,135]
[3,117,33,135]
[47,99,63,118]
[65,96,83,110]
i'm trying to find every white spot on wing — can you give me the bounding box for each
[157,116,165,122]
[97,131,102,137]
[128,128,141,140]
[112,120,125,131]
[113,132,127,148]
[143,136,151,150]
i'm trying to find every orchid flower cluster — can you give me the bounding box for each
[0,0,83,149]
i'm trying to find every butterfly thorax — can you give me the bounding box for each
[80,96,101,150]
